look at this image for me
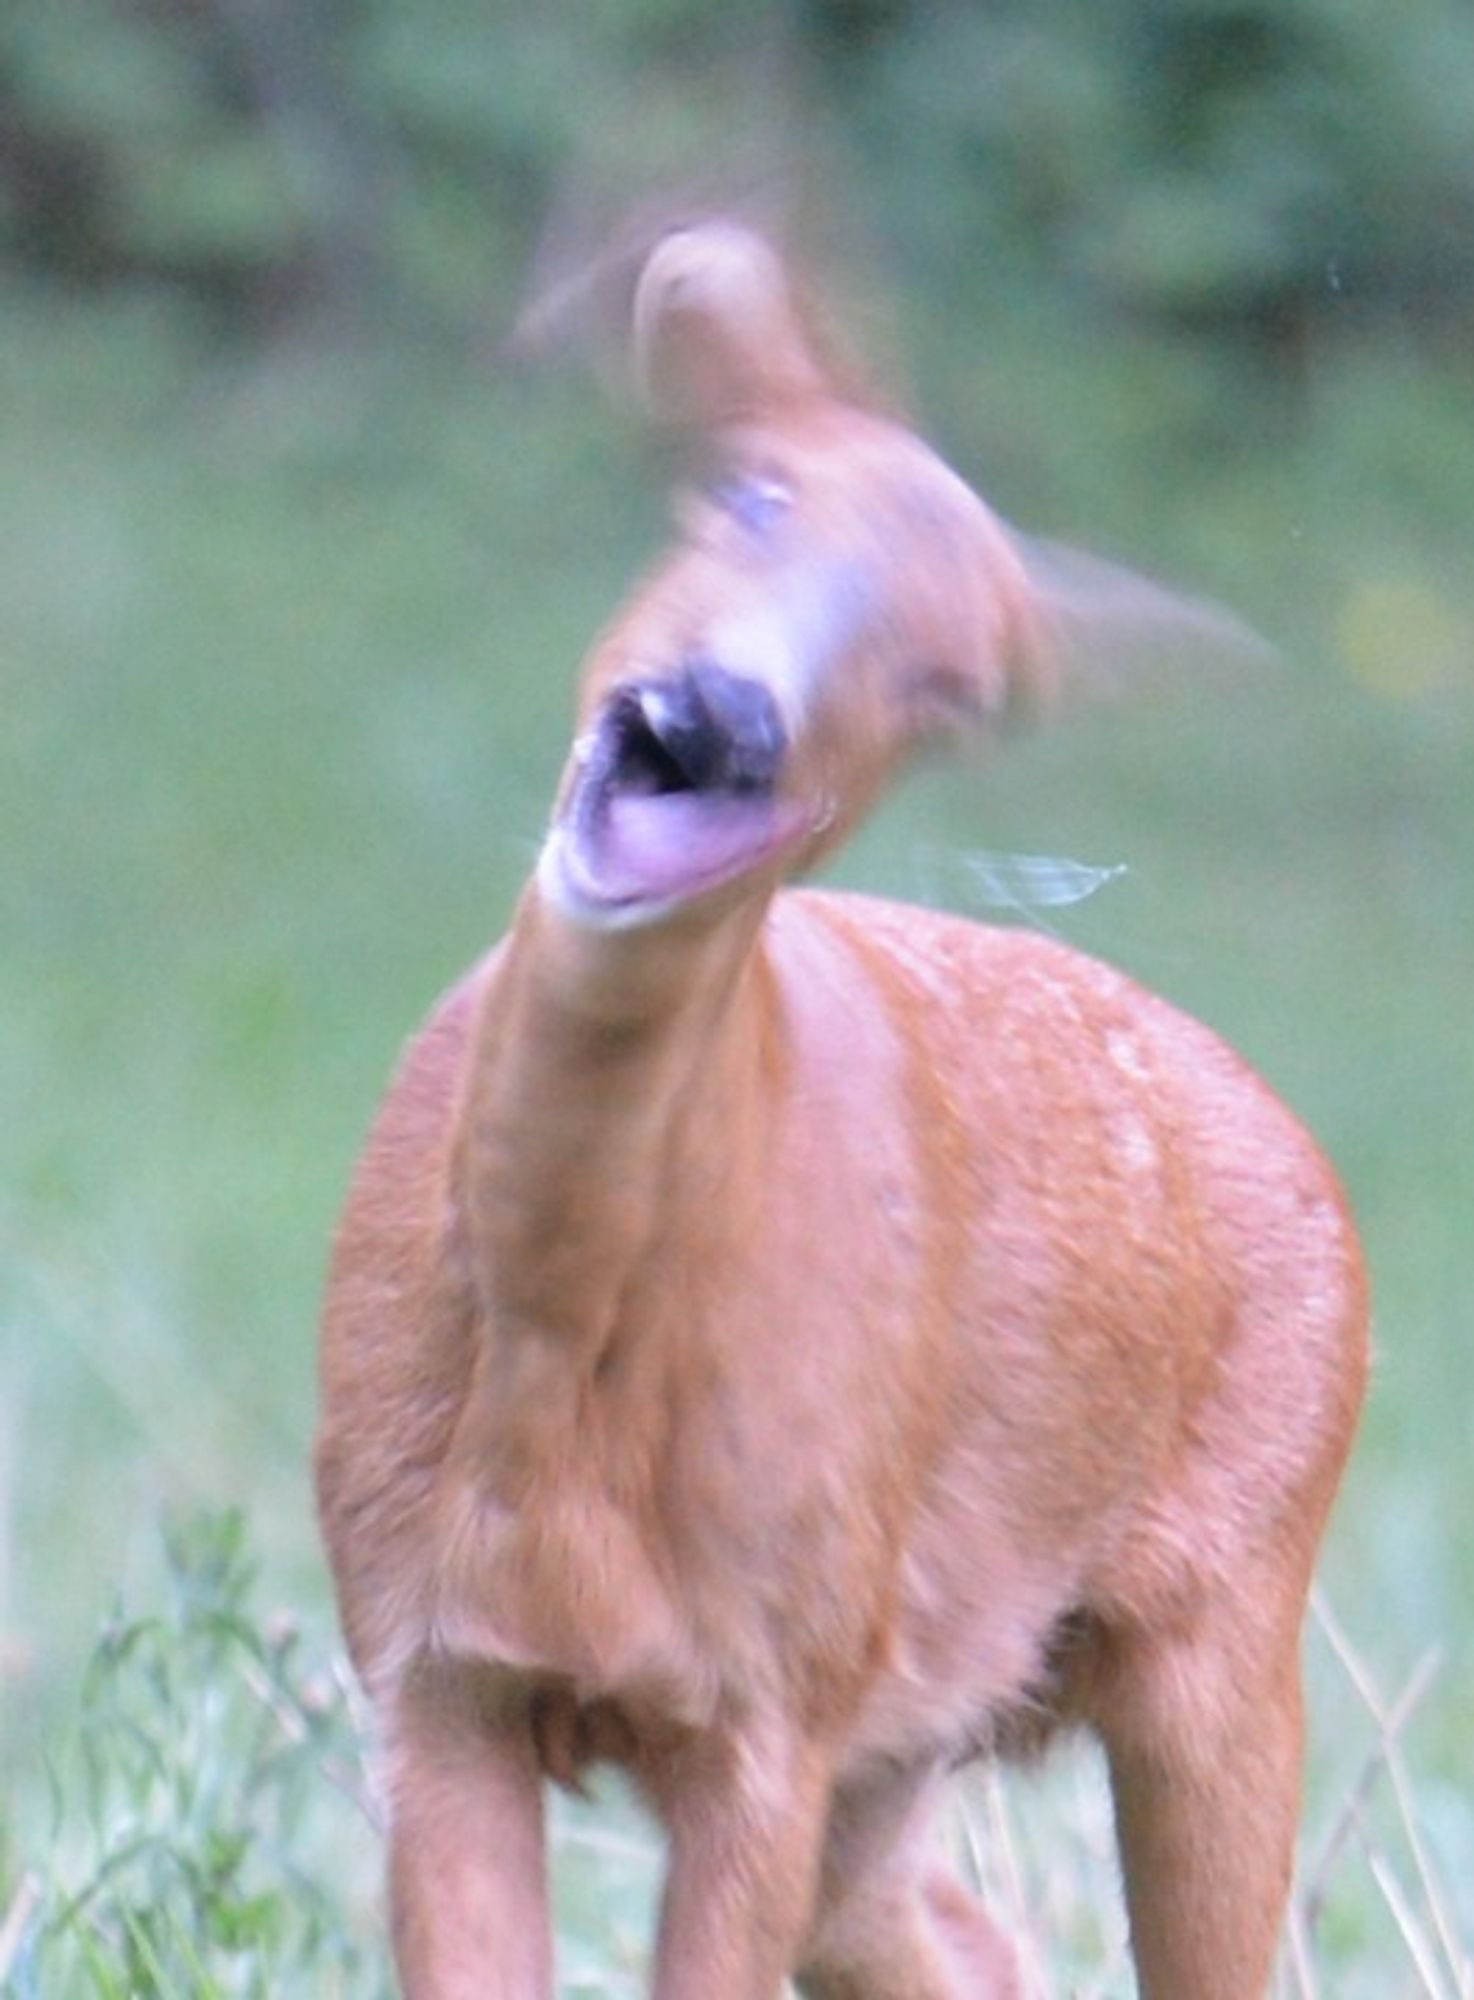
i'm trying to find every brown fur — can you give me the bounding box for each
[316,223,1367,1999]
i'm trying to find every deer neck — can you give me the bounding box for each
[453,883,775,1364]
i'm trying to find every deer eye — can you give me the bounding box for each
[708,471,794,538]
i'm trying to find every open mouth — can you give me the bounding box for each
[550,664,801,919]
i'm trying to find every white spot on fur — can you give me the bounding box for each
[1110,1111,1161,1182]
[1104,1030,1160,1181]
[1106,1027,1150,1082]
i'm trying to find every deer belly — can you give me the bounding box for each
[848,1540,1090,1772]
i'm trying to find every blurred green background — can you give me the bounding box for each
[2,1,1472,1991]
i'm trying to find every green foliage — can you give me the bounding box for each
[0,1,309,292]
[2,1514,386,1999]
[6,0,1474,361]
[839,0,1474,345]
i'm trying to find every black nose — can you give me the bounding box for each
[651,658,787,794]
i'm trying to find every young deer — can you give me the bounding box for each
[316,223,1368,2000]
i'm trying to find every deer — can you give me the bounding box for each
[315,220,1368,2000]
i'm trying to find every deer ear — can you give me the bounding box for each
[902,485,1278,748]
[631,223,827,430]
[1006,532,1279,716]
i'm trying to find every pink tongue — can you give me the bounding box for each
[588,794,780,901]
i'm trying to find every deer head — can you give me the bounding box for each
[535,222,1043,932]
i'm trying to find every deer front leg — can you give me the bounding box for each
[1101,1588,1307,2000]
[647,1719,835,2000]
[384,1659,553,2000]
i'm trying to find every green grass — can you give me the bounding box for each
[1,1515,386,1997]
[1,278,1471,1992]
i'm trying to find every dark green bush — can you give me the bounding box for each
[5,0,1474,368]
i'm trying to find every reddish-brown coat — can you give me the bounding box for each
[316,223,1367,2000]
